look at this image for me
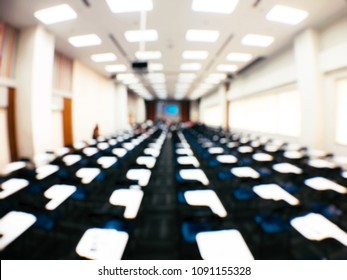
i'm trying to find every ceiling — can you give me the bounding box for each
[1,0,347,100]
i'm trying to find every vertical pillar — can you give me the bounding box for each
[115,83,129,130]
[15,25,55,158]
[294,29,324,148]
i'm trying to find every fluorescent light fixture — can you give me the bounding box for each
[178,73,197,82]
[105,0,153,13]
[68,34,102,47]
[135,51,162,60]
[182,50,209,60]
[208,73,227,80]
[227,52,253,62]
[217,64,238,72]
[34,4,77,25]
[266,5,308,25]
[124,30,158,42]
[149,63,164,71]
[242,34,274,47]
[180,63,202,71]
[147,73,166,83]
[186,30,220,42]
[105,64,127,73]
[91,53,117,62]
[117,73,136,81]
[192,0,239,14]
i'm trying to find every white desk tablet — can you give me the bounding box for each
[309,149,328,158]
[144,148,160,158]
[253,184,300,206]
[272,163,303,174]
[54,147,70,157]
[304,177,347,194]
[208,147,224,154]
[176,148,194,156]
[227,142,238,149]
[264,144,280,153]
[86,139,97,146]
[108,139,117,146]
[179,169,209,185]
[0,178,29,199]
[76,168,101,184]
[148,143,162,150]
[202,142,214,148]
[184,190,227,218]
[136,156,156,169]
[112,148,127,158]
[0,211,37,251]
[97,156,118,169]
[237,146,253,154]
[308,159,337,169]
[177,156,200,167]
[196,230,254,260]
[44,184,77,210]
[82,147,99,157]
[76,228,129,260]
[126,169,151,187]
[283,151,305,159]
[251,140,261,148]
[1,161,26,175]
[231,167,260,179]
[122,142,135,151]
[73,141,87,150]
[109,188,144,219]
[63,154,82,166]
[252,153,274,162]
[216,155,238,164]
[97,143,110,150]
[291,213,347,246]
[176,143,190,149]
[35,164,59,180]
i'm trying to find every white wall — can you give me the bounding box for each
[190,100,199,122]
[222,15,347,156]
[135,97,146,123]
[72,61,129,143]
[199,84,227,128]
[230,48,297,100]
[15,25,54,159]
[0,86,10,169]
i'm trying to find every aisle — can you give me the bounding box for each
[123,132,180,259]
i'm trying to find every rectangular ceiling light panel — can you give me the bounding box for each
[34,4,77,25]
[241,34,274,47]
[91,53,117,62]
[105,0,153,13]
[68,34,102,47]
[192,0,239,14]
[266,5,308,25]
